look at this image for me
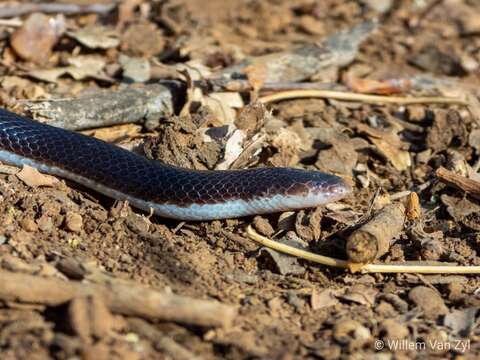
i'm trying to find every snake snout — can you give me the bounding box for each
[280,170,351,210]
[310,174,351,203]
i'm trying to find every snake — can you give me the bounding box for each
[0,108,351,220]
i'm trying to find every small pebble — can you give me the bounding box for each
[10,13,65,63]
[333,319,371,350]
[379,318,409,341]
[407,105,426,122]
[20,218,38,232]
[37,215,54,232]
[447,282,464,302]
[361,0,393,13]
[408,286,448,319]
[253,216,274,237]
[125,213,150,234]
[65,212,83,233]
[416,149,432,164]
[119,54,151,83]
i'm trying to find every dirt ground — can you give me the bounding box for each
[1,0,480,359]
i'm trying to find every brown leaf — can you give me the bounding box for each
[68,26,119,49]
[257,247,305,276]
[269,128,301,167]
[311,288,340,310]
[338,285,378,307]
[427,110,468,152]
[28,56,110,83]
[357,123,411,171]
[82,124,142,143]
[441,194,480,231]
[315,142,358,176]
[16,165,59,187]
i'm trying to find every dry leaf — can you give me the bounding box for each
[0,164,19,175]
[357,123,411,171]
[82,124,142,143]
[205,92,244,125]
[27,68,67,83]
[257,247,305,276]
[338,285,378,307]
[316,142,358,176]
[1,76,48,100]
[174,60,212,81]
[441,194,480,231]
[311,288,340,310]
[17,165,59,187]
[270,128,302,167]
[119,55,151,83]
[215,129,247,170]
[66,56,108,80]
[28,56,109,83]
[68,26,119,49]
[370,137,411,171]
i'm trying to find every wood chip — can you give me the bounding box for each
[16,165,59,187]
[436,166,480,199]
[346,203,405,263]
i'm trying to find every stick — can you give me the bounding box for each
[128,318,202,360]
[258,89,468,105]
[199,78,339,92]
[346,203,405,263]
[436,167,480,198]
[0,3,116,18]
[23,84,179,130]
[219,20,377,83]
[245,226,480,274]
[0,269,236,328]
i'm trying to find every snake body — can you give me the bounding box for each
[0,109,350,220]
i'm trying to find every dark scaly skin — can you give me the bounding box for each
[0,108,347,208]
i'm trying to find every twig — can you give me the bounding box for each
[199,78,339,92]
[219,20,377,83]
[246,226,480,274]
[24,84,179,130]
[346,203,405,263]
[258,90,468,105]
[436,166,480,198]
[0,18,22,27]
[128,318,201,360]
[0,269,236,328]
[0,2,116,18]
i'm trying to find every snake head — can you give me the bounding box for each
[281,169,351,209]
